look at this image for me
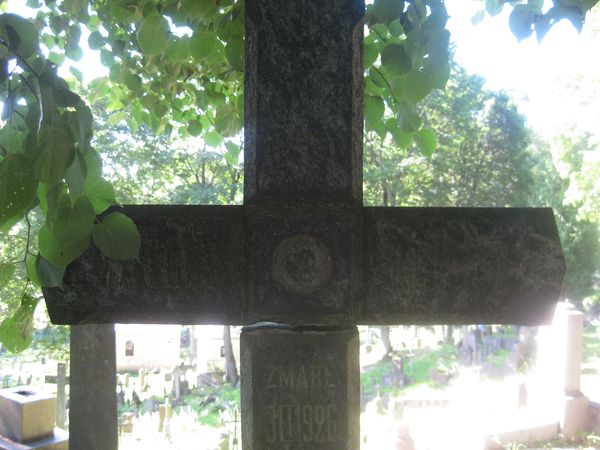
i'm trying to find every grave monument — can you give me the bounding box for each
[43,0,565,449]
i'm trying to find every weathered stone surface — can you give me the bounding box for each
[246,201,362,324]
[44,205,564,326]
[241,325,359,450]
[0,428,68,450]
[44,205,246,324]
[69,325,117,450]
[0,387,55,443]
[363,207,565,325]
[244,0,364,203]
[44,206,565,325]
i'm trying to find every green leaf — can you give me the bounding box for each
[373,0,405,24]
[108,111,128,125]
[188,120,203,137]
[414,128,436,157]
[404,69,435,103]
[25,254,40,286]
[431,63,451,90]
[34,124,76,186]
[0,126,22,153]
[137,16,169,56]
[190,31,217,60]
[386,117,413,148]
[65,42,83,61]
[82,149,102,185]
[84,177,117,215]
[365,95,385,126]
[93,212,140,261]
[36,254,64,287]
[471,10,485,26]
[87,30,105,50]
[369,67,388,90]
[65,149,87,198]
[485,0,504,16]
[509,4,535,41]
[0,295,38,353]
[214,104,242,137]
[0,14,39,59]
[364,40,379,68]
[51,194,95,246]
[389,19,404,36]
[0,262,15,289]
[204,130,223,147]
[426,29,450,70]
[39,224,90,269]
[381,44,412,76]
[124,72,142,92]
[557,6,585,33]
[167,36,190,62]
[0,154,37,231]
[63,0,89,20]
[224,142,241,166]
[69,66,83,83]
[182,0,215,18]
[397,100,422,133]
[225,39,244,71]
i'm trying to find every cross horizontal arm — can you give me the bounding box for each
[44,205,564,326]
[363,207,565,325]
[45,205,247,324]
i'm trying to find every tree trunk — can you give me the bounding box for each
[223,326,239,386]
[380,326,394,356]
[444,325,454,345]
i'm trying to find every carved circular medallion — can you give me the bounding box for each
[272,234,332,294]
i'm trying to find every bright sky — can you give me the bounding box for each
[445,0,600,138]
[6,0,600,139]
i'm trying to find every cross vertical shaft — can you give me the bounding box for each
[241,1,365,448]
[244,0,364,204]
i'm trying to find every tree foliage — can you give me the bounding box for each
[364,63,533,208]
[473,0,599,41]
[0,0,598,351]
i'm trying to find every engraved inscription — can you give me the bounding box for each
[265,364,335,390]
[272,235,333,294]
[264,364,338,445]
[267,404,337,444]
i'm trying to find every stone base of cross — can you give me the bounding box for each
[43,1,565,449]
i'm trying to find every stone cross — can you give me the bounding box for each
[43,0,565,449]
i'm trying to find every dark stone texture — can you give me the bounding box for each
[44,205,565,326]
[363,207,566,325]
[70,324,117,450]
[245,201,362,325]
[241,325,359,450]
[44,205,246,324]
[244,0,364,204]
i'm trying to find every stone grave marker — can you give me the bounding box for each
[42,0,565,449]
[0,386,68,449]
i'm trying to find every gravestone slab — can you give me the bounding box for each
[241,326,359,450]
[0,387,55,443]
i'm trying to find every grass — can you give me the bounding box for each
[360,345,458,396]
[179,384,240,427]
[502,431,600,449]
